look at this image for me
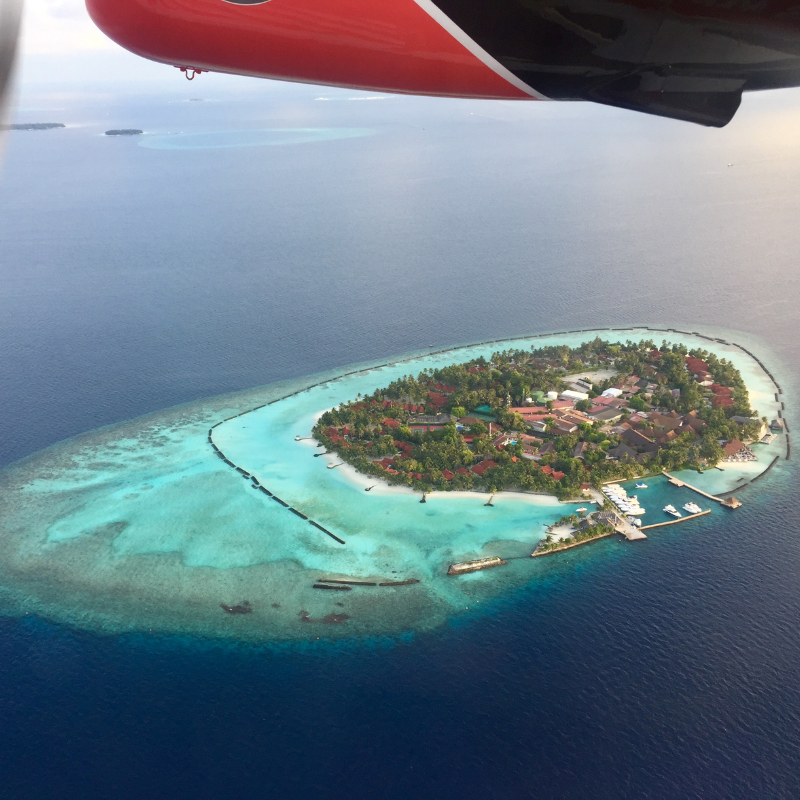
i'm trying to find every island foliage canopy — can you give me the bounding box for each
[313,338,760,498]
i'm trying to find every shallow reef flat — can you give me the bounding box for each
[0,328,786,641]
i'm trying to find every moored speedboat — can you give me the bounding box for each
[664,505,682,518]
[635,482,648,489]
[576,507,587,513]
[683,502,703,514]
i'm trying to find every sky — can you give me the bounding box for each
[21,0,110,55]
[13,0,246,94]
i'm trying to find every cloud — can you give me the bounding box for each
[21,0,116,55]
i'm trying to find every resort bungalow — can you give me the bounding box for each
[622,428,659,454]
[713,395,735,409]
[471,459,498,477]
[722,439,746,459]
[607,443,641,463]
[686,356,710,375]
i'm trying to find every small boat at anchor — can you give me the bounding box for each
[683,502,703,515]
[664,505,682,518]
[576,507,587,513]
[635,482,648,489]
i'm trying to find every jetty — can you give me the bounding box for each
[640,509,711,530]
[595,511,647,540]
[447,556,507,575]
[613,516,647,541]
[662,471,743,508]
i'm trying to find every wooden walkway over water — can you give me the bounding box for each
[662,471,742,508]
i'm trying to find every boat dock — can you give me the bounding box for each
[640,509,711,530]
[612,515,648,541]
[662,471,743,508]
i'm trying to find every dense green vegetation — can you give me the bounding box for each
[313,338,759,498]
[536,521,616,553]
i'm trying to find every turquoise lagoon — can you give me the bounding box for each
[0,329,786,640]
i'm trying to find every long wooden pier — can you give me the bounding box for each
[640,509,711,530]
[662,471,743,508]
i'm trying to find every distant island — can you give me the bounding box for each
[1,123,64,131]
[105,129,143,136]
[314,337,770,500]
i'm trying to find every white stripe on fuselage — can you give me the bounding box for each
[411,0,548,99]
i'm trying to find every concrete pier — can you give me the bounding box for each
[640,509,711,530]
[662,471,742,507]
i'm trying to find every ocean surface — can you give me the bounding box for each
[1,75,800,798]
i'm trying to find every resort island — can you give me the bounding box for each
[314,337,775,557]
[0,329,787,640]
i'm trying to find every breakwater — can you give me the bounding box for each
[208,424,347,545]
[531,531,615,557]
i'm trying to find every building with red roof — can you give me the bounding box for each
[471,460,498,476]
[442,469,454,481]
[686,357,710,374]
[427,392,448,409]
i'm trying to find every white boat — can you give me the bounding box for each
[625,507,646,515]
[635,482,648,489]
[627,517,642,527]
[576,507,587,513]
[683,502,703,515]
[664,505,682,518]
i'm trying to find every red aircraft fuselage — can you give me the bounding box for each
[86,0,800,126]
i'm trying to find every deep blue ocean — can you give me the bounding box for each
[1,73,799,798]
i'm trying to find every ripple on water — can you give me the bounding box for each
[137,127,375,150]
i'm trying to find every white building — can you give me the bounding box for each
[560,390,589,402]
[601,387,623,398]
